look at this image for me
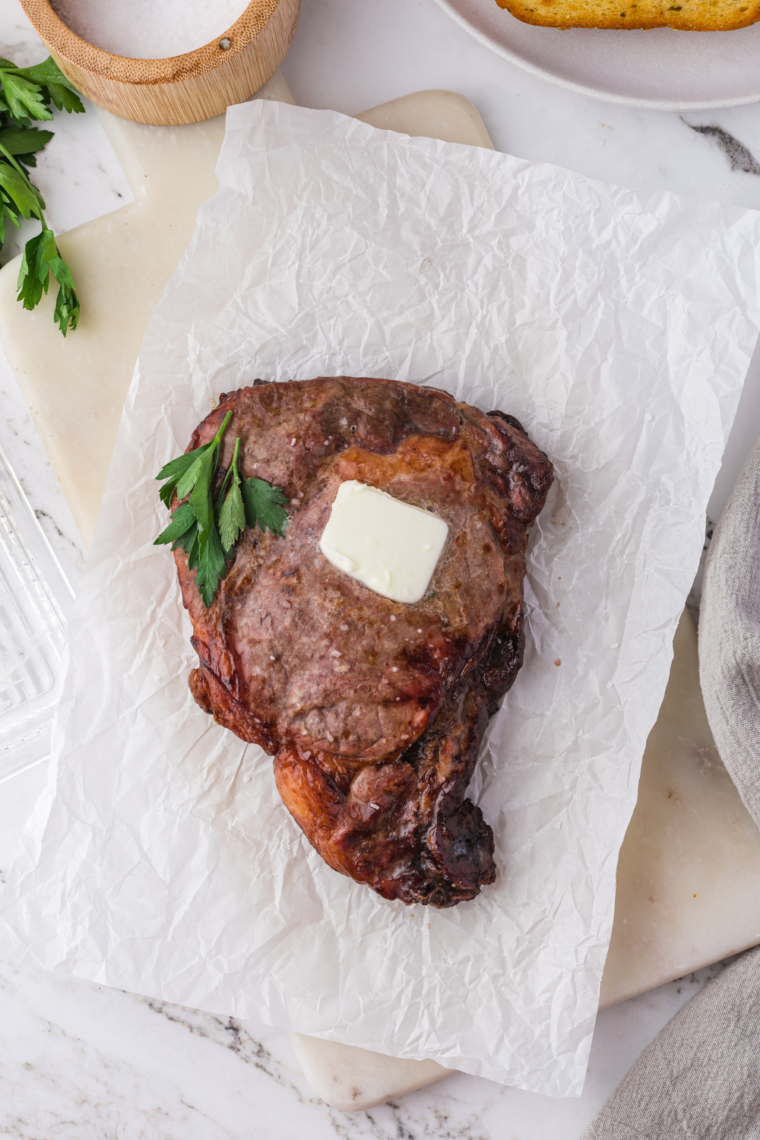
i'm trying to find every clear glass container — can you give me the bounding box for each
[0,444,74,783]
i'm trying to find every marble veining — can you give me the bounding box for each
[0,946,726,1140]
[685,121,760,176]
[142,996,498,1140]
[0,953,498,1140]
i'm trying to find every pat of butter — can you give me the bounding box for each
[319,481,448,603]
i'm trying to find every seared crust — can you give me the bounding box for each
[175,377,553,907]
[495,0,760,30]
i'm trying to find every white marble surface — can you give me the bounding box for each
[0,946,730,1139]
[1,0,760,1134]
[0,762,733,1139]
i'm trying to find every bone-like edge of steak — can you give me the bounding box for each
[175,378,553,907]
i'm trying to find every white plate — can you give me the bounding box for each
[431,0,760,109]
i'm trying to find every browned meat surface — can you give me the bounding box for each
[175,377,553,907]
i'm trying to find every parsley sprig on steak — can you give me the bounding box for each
[155,411,288,605]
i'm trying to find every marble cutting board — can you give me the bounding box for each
[0,75,759,1112]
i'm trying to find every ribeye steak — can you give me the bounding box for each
[174,377,553,907]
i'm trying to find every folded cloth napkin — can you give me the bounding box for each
[582,946,760,1140]
[699,436,760,828]
[584,439,760,1138]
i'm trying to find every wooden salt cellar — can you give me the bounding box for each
[18,0,300,125]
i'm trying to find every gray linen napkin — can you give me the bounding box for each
[699,437,760,828]
[583,438,760,1139]
[582,946,760,1140]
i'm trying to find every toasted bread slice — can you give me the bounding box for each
[495,0,760,30]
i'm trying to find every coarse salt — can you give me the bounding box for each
[51,0,248,59]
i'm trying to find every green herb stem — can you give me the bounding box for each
[0,56,84,336]
[154,413,289,607]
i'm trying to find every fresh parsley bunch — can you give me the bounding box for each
[0,56,85,336]
[155,413,289,606]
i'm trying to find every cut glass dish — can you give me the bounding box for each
[0,444,73,783]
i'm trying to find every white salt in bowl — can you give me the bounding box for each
[19,0,300,126]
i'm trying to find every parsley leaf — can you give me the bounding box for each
[242,477,289,537]
[15,226,80,335]
[0,124,54,159]
[187,415,233,556]
[0,55,84,336]
[48,82,84,114]
[16,229,53,306]
[0,200,19,246]
[0,153,44,218]
[0,72,52,122]
[154,501,196,546]
[157,416,231,509]
[154,413,289,607]
[154,410,232,605]
[155,441,213,507]
[21,59,85,115]
[218,438,245,552]
[155,412,230,511]
[175,452,209,502]
[50,254,79,336]
[189,443,219,551]
[185,525,200,569]
[195,524,227,607]
[0,58,84,115]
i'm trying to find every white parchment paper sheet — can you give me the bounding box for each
[2,101,760,1096]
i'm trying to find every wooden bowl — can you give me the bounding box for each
[19,0,300,126]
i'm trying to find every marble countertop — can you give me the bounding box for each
[1,0,759,1134]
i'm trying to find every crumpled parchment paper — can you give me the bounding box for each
[2,101,760,1097]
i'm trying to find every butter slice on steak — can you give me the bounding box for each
[176,377,553,907]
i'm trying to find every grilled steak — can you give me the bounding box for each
[175,377,553,907]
